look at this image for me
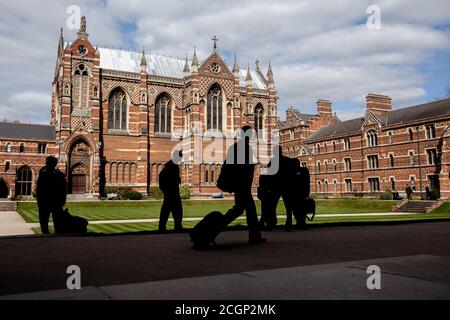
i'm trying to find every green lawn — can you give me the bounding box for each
[431,202,450,214]
[31,211,450,235]
[18,199,398,223]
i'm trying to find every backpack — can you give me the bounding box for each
[216,162,234,193]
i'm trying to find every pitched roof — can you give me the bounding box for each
[278,107,316,129]
[306,98,450,142]
[96,47,266,89]
[0,122,55,141]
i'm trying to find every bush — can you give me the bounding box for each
[180,185,192,199]
[148,186,164,199]
[104,186,119,194]
[380,190,393,200]
[120,190,143,200]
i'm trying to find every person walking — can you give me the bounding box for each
[222,126,266,243]
[158,149,183,232]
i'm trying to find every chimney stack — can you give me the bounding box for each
[317,99,332,116]
[366,93,392,117]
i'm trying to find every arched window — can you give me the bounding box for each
[207,84,222,131]
[19,143,25,153]
[367,130,378,147]
[333,141,337,151]
[73,64,89,109]
[6,143,11,153]
[154,94,172,133]
[389,154,394,167]
[15,165,32,196]
[5,161,10,172]
[118,163,124,183]
[333,180,337,192]
[111,162,117,183]
[108,89,127,130]
[130,163,137,181]
[324,143,328,153]
[324,161,328,173]
[324,180,329,193]
[316,161,321,173]
[343,138,351,150]
[124,163,130,183]
[388,131,393,144]
[301,148,307,156]
[254,104,263,136]
[316,144,320,154]
[317,181,321,193]
[333,160,337,172]
[408,128,414,141]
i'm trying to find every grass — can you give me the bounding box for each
[18,199,397,223]
[31,211,450,235]
[431,202,450,214]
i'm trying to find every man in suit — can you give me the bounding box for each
[36,156,67,234]
[159,149,183,232]
[223,126,266,243]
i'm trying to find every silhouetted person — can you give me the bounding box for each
[224,126,265,243]
[425,185,431,200]
[36,156,66,234]
[278,149,301,230]
[258,146,283,230]
[405,184,413,200]
[159,149,183,232]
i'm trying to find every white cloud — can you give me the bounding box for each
[0,0,449,124]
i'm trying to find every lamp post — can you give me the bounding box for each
[416,126,423,200]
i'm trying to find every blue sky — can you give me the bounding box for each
[0,0,449,123]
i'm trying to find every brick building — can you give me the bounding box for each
[279,94,450,198]
[0,17,278,198]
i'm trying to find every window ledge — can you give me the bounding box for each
[108,129,129,136]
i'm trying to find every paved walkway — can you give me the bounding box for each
[1,221,450,299]
[0,211,34,236]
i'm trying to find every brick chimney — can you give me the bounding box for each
[317,99,332,117]
[366,93,392,117]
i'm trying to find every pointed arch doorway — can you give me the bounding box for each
[68,140,92,194]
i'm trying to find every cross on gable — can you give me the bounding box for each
[211,35,218,50]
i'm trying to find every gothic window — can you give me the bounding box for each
[409,151,415,165]
[130,163,137,181]
[316,162,321,173]
[5,161,10,172]
[333,141,337,151]
[207,84,223,131]
[108,89,127,130]
[19,143,25,153]
[324,161,328,173]
[389,154,395,167]
[408,128,414,141]
[38,143,46,154]
[426,125,436,139]
[254,104,263,136]
[388,131,393,144]
[343,138,351,150]
[366,130,378,147]
[15,165,32,196]
[73,64,89,109]
[155,94,172,133]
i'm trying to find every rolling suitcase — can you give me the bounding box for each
[190,211,226,249]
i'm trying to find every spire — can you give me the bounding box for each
[140,48,147,72]
[77,16,88,38]
[245,64,252,82]
[94,45,99,55]
[267,60,274,84]
[255,59,260,72]
[232,53,239,74]
[191,47,199,72]
[58,27,64,54]
[183,54,190,76]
